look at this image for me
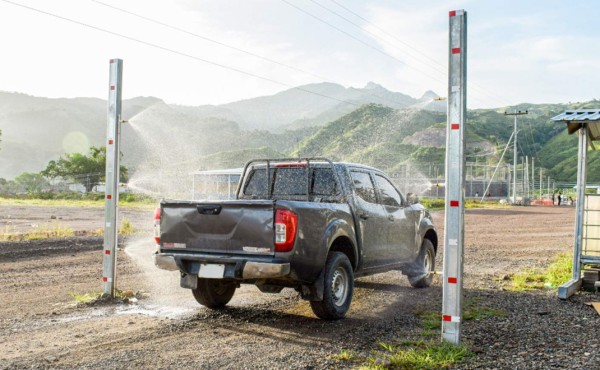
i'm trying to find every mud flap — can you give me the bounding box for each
[299,269,325,301]
[180,273,198,289]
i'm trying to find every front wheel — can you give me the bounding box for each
[192,278,236,309]
[310,252,354,320]
[408,239,436,288]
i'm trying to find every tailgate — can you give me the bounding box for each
[160,200,275,255]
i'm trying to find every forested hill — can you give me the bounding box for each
[289,101,600,182]
[1,87,598,183]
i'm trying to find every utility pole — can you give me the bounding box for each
[505,110,528,203]
[539,168,542,199]
[531,157,535,198]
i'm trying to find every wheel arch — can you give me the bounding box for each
[423,228,438,254]
[328,236,358,270]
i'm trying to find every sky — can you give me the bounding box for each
[0,0,599,109]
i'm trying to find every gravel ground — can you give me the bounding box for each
[0,204,598,369]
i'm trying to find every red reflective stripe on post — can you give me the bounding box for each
[448,277,457,284]
[451,123,460,130]
[102,277,108,282]
[452,48,461,54]
[106,194,112,200]
[105,250,111,255]
[450,200,459,207]
[108,139,114,145]
[449,10,456,17]
[442,315,452,322]
[110,86,115,90]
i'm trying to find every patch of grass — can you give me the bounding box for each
[69,291,100,304]
[419,311,442,330]
[419,197,509,211]
[0,225,19,241]
[25,222,75,240]
[1,222,76,241]
[363,340,472,370]
[331,349,358,363]
[416,298,506,333]
[463,303,507,320]
[419,198,445,210]
[0,196,155,209]
[69,289,138,305]
[506,253,572,291]
[118,217,136,235]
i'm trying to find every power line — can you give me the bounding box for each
[91,0,332,82]
[282,0,495,107]
[91,0,409,108]
[1,0,360,107]
[311,0,447,78]
[323,0,514,107]
[327,0,444,70]
[279,0,446,87]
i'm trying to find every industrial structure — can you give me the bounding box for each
[552,110,600,298]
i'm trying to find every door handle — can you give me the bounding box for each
[359,213,369,220]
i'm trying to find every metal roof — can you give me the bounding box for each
[552,109,600,138]
[552,110,600,122]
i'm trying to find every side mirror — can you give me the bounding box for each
[407,193,419,205]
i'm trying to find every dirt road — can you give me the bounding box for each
[1,205,598,369]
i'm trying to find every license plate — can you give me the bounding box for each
[198,264,225,278]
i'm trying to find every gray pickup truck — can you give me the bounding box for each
[154,158,437,319]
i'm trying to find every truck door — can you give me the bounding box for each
[349,170,389,269]
[373,174,417,263]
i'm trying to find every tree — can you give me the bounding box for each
[41,146,128,192]
[15,172,48,194]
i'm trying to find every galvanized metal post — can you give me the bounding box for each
[513,115,518,203]
[102,58,123,298]
[531,157,535,198]
[558,125,587,298]
[539,168,542,199]
[442,9,467,345]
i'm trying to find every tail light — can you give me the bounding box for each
[275,209,298,252]
[153,207,161,245]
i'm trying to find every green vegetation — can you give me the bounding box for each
[68,289,137,305]
[418,197,509,211]
[0,222,76,241]
[41,146,128,192]
[14,172,48,195]
[340,298,498,369]
[331,349,358,363]
[0,215,138,242]
[362,340,472,370]
[507,253,572,291]
[118,217,136,235]
[69,292,99,304]
[198,147,285,170]
[0,193,155,208]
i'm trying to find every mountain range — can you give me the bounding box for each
[0,82,598,187]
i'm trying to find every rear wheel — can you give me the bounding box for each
[310,252,354,320]
[192,279,236,309]
[409,239,436,288]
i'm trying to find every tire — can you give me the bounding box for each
[409,239,436,288]
[310,252,354,320]
[192,278,236,309]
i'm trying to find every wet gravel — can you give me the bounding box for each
[0,205,599,369]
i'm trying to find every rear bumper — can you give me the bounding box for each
[153,252,290,279]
